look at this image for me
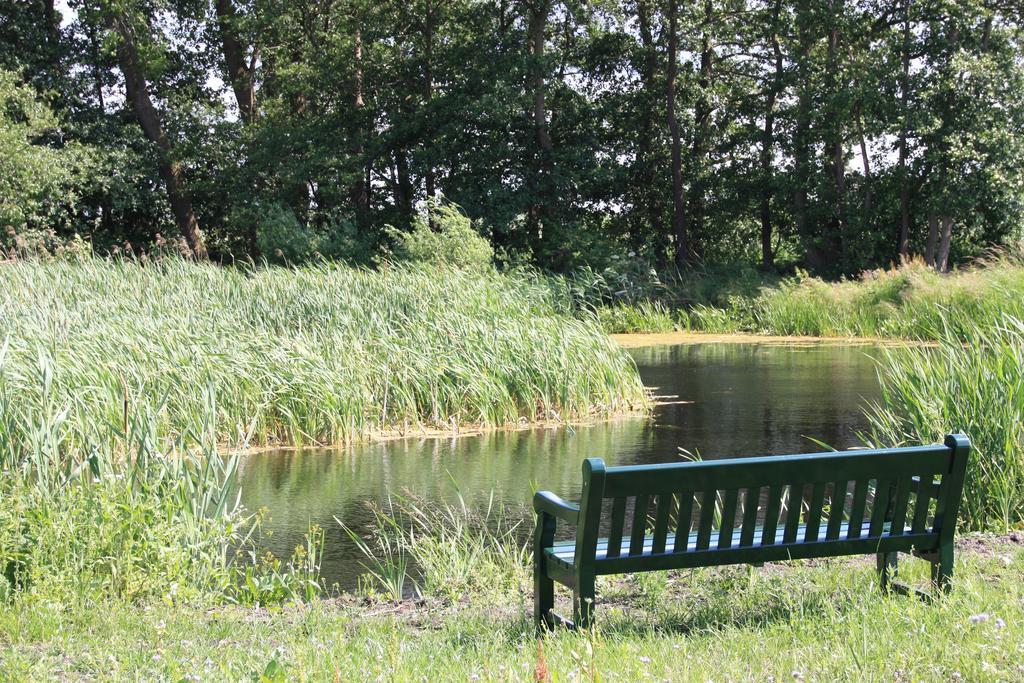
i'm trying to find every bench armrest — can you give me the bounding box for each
[533,491,580,524]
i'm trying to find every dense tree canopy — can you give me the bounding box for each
[2,0,1022,275]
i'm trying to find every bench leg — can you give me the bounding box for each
[573,572,596,630]
[877,551,898,592]
[931,543,953,594]
[533,512,556,633]
[534,566,555,632]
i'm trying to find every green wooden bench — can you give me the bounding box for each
[533,434,970,630]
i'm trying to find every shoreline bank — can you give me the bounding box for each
[610,330,939,348]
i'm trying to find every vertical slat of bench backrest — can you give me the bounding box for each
[738,487,760,547]
[933,434,971,543]
[593,440,963,565]
[761,484,783,545]
[673,491,694,552]
[629,495,650,555]
[888,477,913,535]
[695,490,717,550]
[847,479,870,538]
[651,493,674,554]
[910,475,934,534]
[868,478,895,537]
[803,482,826,542]
[717,489,739,549]
[782,484,804,543]
[605,496,627,559]
[574,458,607,572]
[826,480,848,540]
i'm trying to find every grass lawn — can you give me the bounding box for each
[3,535,1020,681]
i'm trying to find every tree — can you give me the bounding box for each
[89,1,206,258]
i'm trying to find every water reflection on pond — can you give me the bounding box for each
[238,342,885,589]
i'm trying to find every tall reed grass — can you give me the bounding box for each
[575,253,1024,340]
[347,491,529,603]
[0,257,645,605]
[695,257,1024,339]
[865,315,1024,531]
[0,258,647,452]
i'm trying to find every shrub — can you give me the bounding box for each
[255,204,317,264]
[596,302,677,334]
[389,200,494,270]
[0,70,96,251]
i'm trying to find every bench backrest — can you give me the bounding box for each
[572,434,970,573]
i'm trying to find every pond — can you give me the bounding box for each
[238,342,886,590]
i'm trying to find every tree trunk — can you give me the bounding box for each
[214,0,256,123]
[424,2,437,209]
[936,215,953,272]
[667,0,689,267]
[635,0,663,244]
[85,12,106,110]
[526,0,553,247]
[760,102,775,269]
[395,149,413,226]
[760,0,783,270]
[924,213,939,266]
[856,102,872,219]
[108,12,206,258]
[826,0,847,262]
[687,0,714,260]
[897,4,911,259]
[793,0,816,268]
[351,21,369,229]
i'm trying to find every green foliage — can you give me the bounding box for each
[0,470,238,604]
[0,256,645,608]
[0,257,646,449]
[4,2,1024,272]
[0,70,96,252]
[673,255,1024,340]
[866,316,1024,531]
[595,302,678,334]
[2,540,1022,679]
[230,524,325,606]
[0,334,327,607]
[255,204,317,264]
[388,202,494,270]
[351,491,528,604]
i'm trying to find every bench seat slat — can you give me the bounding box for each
[593,532,937,574]
[545,521,935,570]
